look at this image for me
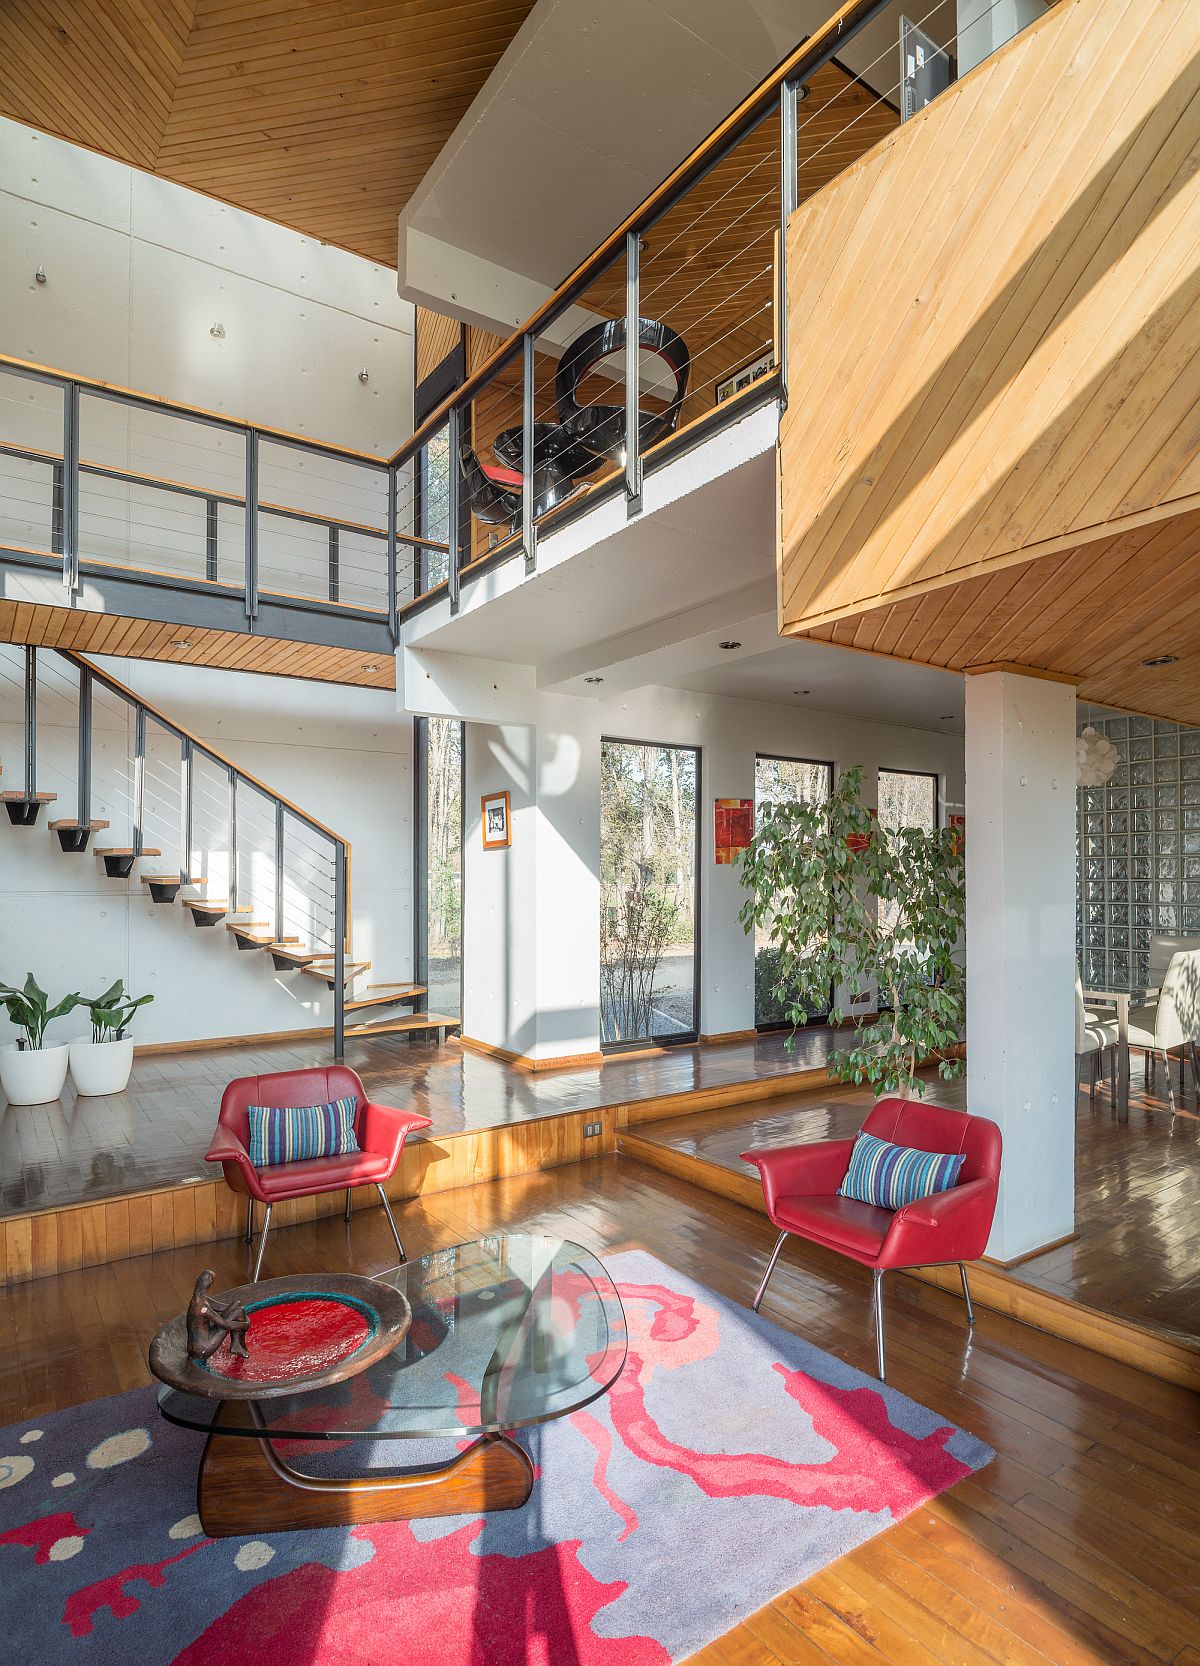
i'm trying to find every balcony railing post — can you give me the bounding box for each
[23,646,37,797]
[778,77,800,415]
[447,403,461,615]
[273,800,285,944]
[333,840,348,1061]
[522,331,536,573]
[244,429,259,621]
[228,769,239,912]
[205,498,218,583]
[327,525,340,603]
[624,231,643,516]
[387,461,399,636]
[179,737,193,887]
[77,664,92,826]
[62,381,80,591]
[132,705,146,858]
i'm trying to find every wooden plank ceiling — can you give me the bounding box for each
[0,600,396,689]
[0,0,538,265]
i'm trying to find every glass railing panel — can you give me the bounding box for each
[0,367,65,557]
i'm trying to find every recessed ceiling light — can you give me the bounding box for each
[792,689,810,696]
[362,663,378,672]
[1142,654,1178,667]
[718,640,741,651]
[584,675,604,684]
[169,639,191,649]
[939,714,956,721]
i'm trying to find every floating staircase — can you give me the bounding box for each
[0,644,460,1056]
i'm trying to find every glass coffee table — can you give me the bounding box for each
[156,1235,627,1537]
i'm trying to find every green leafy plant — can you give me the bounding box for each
[86,979,154,1043]
[738,764,965,1098]
[0,974,83,1051]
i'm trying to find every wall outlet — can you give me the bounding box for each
[583,1122,603,1138]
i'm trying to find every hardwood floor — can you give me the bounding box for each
[622,1058,1200,1344]
[0,1027,832,1217]
[2,1154,1198,1665]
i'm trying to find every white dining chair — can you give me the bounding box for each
[1124,948,1200,1112]
[1075,971,1118,1103]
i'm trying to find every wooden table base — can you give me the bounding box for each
[196,1401,535,1536]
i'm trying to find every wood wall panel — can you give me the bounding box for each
[416,306,463,385]
[778,0,1200,714]
[0,1,537,265]
[0,599,396,688]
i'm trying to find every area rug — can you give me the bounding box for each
[0,1250,992,1664]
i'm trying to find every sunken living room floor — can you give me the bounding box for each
[2,1152,1197,1666]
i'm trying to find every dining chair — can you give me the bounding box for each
[1124,949,1200,1113]
[1076,970,1118,1101]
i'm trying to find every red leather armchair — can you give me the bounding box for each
[207,1065,432,1280]
[742,1097,1001,1378]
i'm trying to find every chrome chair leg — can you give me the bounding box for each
[959,1262,976,1327]
[251,1203,273,1281]
[872,1268,887,1380]
[244,1198,254,1245]
[1163,1050,1177,1114]
[752,1230,789,1312]
[376,1183,405,1260]
[345,1188,353,1223]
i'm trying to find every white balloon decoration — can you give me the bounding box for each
[1076,725,1119,788]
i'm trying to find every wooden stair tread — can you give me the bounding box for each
[345,1012,459,1037]
[346,985,427,1012]
[142,874,205,885]
[263,945,323,962]
[3,791,57,801]
[95,847,162,857]
[300,960,372,982]
[183,901,254,913]
[49,819,110,830]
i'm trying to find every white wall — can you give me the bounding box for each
[0,653,413,1050]
[463,682,964,1059]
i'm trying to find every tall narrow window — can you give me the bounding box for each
[877,768,940,945]
[415,716,463,1020]
[753,754,834,1026]
[600,739,699,1047]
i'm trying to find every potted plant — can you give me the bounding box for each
[738,763,965,1098]
[68,979,154,1097]
[0,975,83,1105]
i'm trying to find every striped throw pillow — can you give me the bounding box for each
[838,1129,965,1210]
[246,1096,360,1168]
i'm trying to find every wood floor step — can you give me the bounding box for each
[95,848,163,858]
[346,984,427,1012]
[49,819,110,830]
[2,790,56,802]
[184,901,254,914]
[142,874,205,886]
[265,944,324,967]
[344,1012,460,1039]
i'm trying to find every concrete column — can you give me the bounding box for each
[965,669,1076,1262]
[462,696,601,1062]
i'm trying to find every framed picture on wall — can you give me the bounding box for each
[481,790,511,849]
[716,348,775,404]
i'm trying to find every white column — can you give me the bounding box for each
[965,669,1076,1262]
[462,697,601,1062]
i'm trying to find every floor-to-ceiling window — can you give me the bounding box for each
[414,716,464,1019]
[753,754,834,1026]
[600,738,699,1047]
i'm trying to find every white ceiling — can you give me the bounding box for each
[398,0,956,324]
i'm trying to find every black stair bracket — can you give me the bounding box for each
[3,792,56,827]
[50,818,109,853]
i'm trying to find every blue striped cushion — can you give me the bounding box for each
[246,1096,360,1168]
[838,1129,965,1210]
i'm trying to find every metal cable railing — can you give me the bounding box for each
[0,643,353,1054]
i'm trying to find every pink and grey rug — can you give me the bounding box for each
[0,1250,991,1664]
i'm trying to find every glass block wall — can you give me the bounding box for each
[1078,713,1200,991]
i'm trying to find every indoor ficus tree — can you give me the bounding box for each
[738,763,965,1097]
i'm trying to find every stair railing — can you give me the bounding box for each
[3,644,352,1057]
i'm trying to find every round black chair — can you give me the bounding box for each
[555,317,690,462]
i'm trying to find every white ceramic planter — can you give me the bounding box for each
[0,1042,70,1106]
[68,1036,135,1097]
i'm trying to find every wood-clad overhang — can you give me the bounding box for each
[776,0,1200,724]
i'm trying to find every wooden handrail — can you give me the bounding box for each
[387,0,889,466]
[0,352,390,468]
